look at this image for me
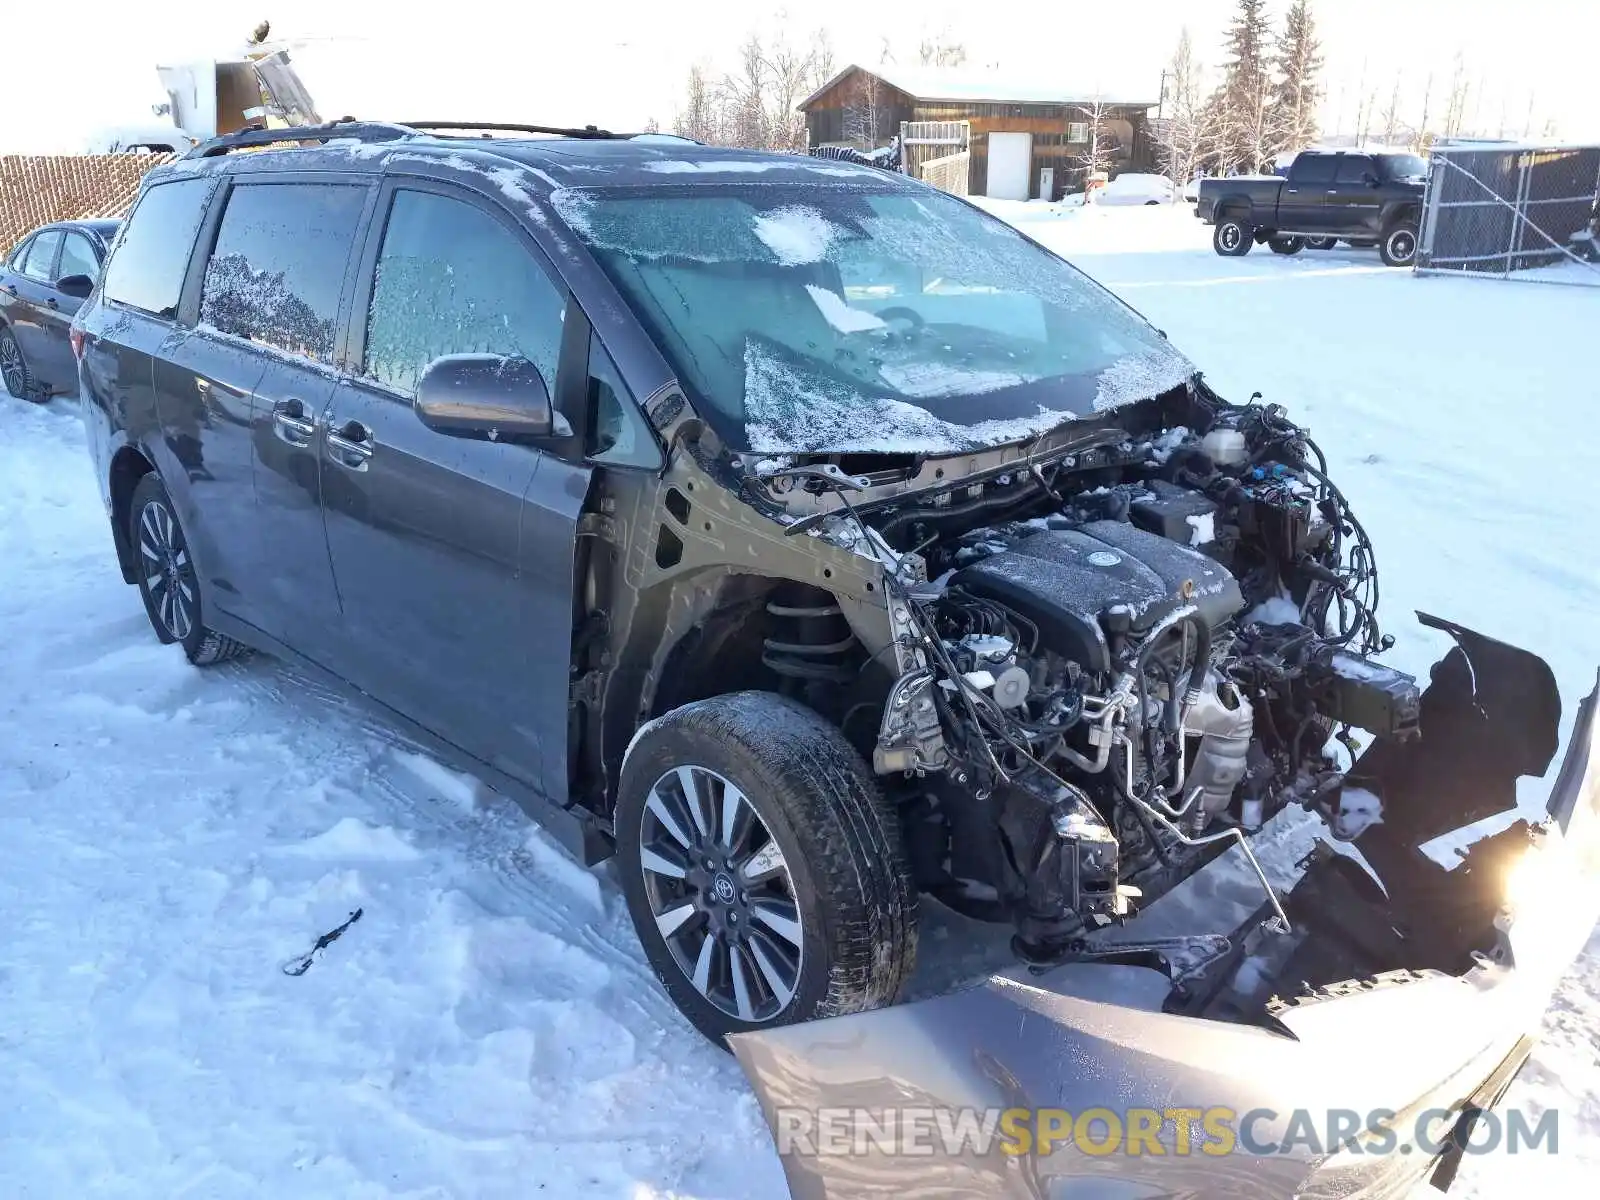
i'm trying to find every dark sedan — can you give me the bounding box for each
[1,218,120,401]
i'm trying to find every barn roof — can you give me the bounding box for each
[799,65,1158,112]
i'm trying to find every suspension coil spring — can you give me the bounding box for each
[762,596,859,685]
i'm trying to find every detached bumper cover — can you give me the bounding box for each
[731,630,1600,1199]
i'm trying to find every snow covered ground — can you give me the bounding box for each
[4,201,1598,1196]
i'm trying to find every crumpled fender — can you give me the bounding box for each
[729,616,1600,1199]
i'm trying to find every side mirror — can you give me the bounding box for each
[413,354,568,442]
[55,274,94,299]
[1362,172,1380,187]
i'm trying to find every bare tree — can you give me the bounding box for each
[675,64,719,143]
[1413,72,1434,151]
[917,33,967,68]
[642,116,661,135]
[1155,28,1208,187]
[1074,97,1118,183]
[1442,53,1471,140]
[843,70,888,150]
[1379,75,1404,146]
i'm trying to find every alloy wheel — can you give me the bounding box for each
[0,332,26,397]
[1220,223,1242,251]
[138,499,196,641]
[637,763,803,1023]
[1388,229,1416,263]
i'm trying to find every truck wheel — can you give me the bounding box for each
[1305,237,1338,250]
[1213,219,1252,256]
[1269,236,1306,255]
[616,691,917,1046]
[1380,223,1419,267]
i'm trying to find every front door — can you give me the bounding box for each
[1279,154,1335,233]
[32,230,101,388]
[320,181,590,799]
[1329,155,1382,235]
[192,175,374,654]
[5,229,64,391]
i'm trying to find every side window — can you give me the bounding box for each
[363,189,566,394]
[57,233,100,283]
[6,236,34,270]
[201,182,368,364]
[1293,155,1336,185]
[587,331,660,468]
[102,177,214,317]
[20,230,63,281]
[1335,156,1375,184]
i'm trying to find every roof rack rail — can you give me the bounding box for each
[185,120,417,158]
[399,121,626,140]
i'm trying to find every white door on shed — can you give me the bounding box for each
[987,132,1033,200]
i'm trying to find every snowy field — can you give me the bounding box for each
[3,201,1598,1197]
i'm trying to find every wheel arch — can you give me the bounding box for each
[1381,200,1421,231]
[109,444,157,584]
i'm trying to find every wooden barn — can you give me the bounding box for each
[798,65,1159,200]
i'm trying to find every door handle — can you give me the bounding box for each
[326,419,374,471]
[46,297,59,309]
[271,398,317,445]
[2,284,16,296]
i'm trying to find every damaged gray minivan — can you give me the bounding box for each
[75,121,1598,1197]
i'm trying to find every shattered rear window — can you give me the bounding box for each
[556,182,1194,454]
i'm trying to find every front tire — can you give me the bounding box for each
[1269,236,1306,255]
[617,691,917,1045]
[0,325,44,403]
[128,473,249,665]
[1380,222,1419,267]
[1213,218,1252,256]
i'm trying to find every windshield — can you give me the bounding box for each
[555,182,1194,455]
[1380,154,1428,180]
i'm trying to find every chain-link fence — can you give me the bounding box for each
[1417,143,1600,286]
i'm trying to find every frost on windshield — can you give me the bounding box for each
[563,183,1196,452]
[745,343,1101,455]
[1092,346,1197,412]
[754,207,837,265]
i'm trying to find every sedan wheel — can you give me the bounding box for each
[1,327,43,403]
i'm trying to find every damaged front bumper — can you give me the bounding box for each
[731,621,1600,1198]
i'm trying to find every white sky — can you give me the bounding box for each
[5,0,1596,152]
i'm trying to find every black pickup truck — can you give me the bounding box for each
[1196,150,1428,266]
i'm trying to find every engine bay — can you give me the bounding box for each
[752,380,1434,982]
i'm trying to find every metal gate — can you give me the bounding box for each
[1417,142,1600,286]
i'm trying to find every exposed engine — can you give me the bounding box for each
[854,391,1425,964]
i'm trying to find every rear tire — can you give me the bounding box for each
[1269,236,1306,255]
[0,325,44,403]
[1213,218,1252,256]
[1305,237,1338,250]
[128,473,250,666]
[616,691,917,1046]
[1380,222,1419,268]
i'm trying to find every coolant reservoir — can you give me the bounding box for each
[1201,428,1248,467]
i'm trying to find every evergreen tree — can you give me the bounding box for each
[1270,0,1323,156]
[1212,0,1274,173]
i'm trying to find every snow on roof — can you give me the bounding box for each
[800,65,1157,111]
